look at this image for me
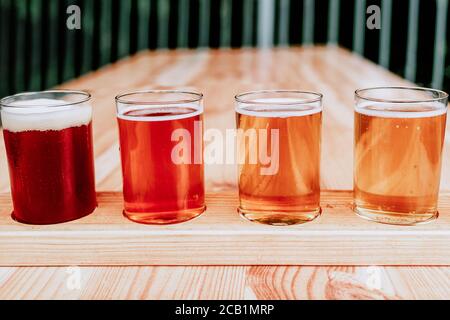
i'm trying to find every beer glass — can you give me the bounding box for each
[354,86,448,225]
[235,90,322,225]
[0,90,97,224]
[116,90,205,224]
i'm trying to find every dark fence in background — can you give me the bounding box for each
[0,0,449,99]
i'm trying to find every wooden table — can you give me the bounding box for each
[0,47,449,299]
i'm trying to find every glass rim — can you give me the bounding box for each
[115,90,204,105]
[355,86,449,104]
[0,90,91,109]
[235,90,323,105]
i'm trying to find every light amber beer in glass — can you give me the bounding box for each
[116,90,205,225]
[235,90,322,225]
[0,91,97,225]
[354,87,448,225]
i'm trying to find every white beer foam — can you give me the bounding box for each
[235,98,322,118]
[117,103,203,122]
[1,98,92,132]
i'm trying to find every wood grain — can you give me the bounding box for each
[0,47,449,299]
[0,191,449,266]
[0,266,448,299]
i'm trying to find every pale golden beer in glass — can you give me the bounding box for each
[235,90,322,225]
[354,87,448,225]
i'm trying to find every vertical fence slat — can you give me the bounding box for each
[0,0,11,96]
[405,0,419,82]
[45,0,58,88]
[432,0,448,89]
[242,0,254,47]
[379,0,392,68]
[14,0,27,92]
[220,0,232,47]
[198,0,210,47]
[177,0,189,48]
[63,0,76,81]
[81,0,94,74]
[327,0,340,45]
[100,0,112,66]
[29,0,41,90]
[302,0,315,45]
[157,0,169,48]
[257,0,274,48]
[278,0,290,46]
[353,0,366,55]
[118,0,131,58]
[137,0,151,51]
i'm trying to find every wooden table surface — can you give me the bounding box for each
[0,46,449,299]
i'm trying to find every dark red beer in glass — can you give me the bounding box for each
[0,91,97,224]
[116,90,205,225]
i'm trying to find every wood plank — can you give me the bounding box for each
[99,0,112,66]
[0,0,11,96]
[0,191,449,266]
[13,0,27,93]
[29,0,42,90]
[117,0,131,58]
[198,0,210,47]
[80,0,95,75]
[242,0,254,47]
[62,0,76,82]
[0,266,449,299]
[45,0,60,88]
[136,0,151,51]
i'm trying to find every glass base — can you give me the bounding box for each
[238,207,321,226]
[123,206,206,225]
[11,205,96,225]
[354,205,438,226]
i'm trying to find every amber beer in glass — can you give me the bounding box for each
[0,91,97,224]
[116,90,205,224]
[354,87,448,225]
[235,90,322,225]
